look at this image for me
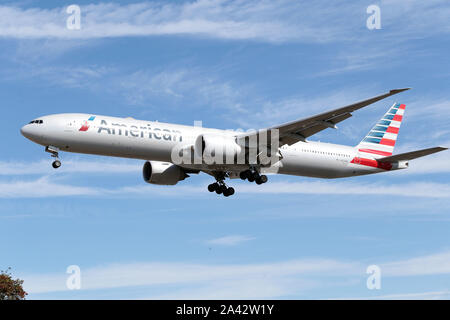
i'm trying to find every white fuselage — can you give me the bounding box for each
[21,113,397,179]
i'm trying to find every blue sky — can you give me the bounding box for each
[0,0,449,299]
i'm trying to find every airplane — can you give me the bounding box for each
[20,88,447,197]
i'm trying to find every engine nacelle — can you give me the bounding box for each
[143,161,187,185]
[195,134,242,164]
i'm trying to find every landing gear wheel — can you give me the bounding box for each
[215,185,224,194]
[52,160,61,169]
[208,183,218,192]
[260,175,268,184]
[223,187,235,197]
[220,185,228,194]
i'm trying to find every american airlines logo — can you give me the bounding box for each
[79,116,96,132]
[96,119,183,142]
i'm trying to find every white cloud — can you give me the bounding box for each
[382,251,450,277]
[238,180,450,199]
[0,159,141,175]
[147,277,315,300]
[0,177,101,198]
[0,176,204,198]
[407,100,450,119]
[233,88,378,130]
[313,46,406,77]
[22,249,450,299]
[206,235,255,246]
[1,175,450,199]
[380,0,450,38]
[2,63,249,114]
[0,1,325,43]
[0,1,448,42]
[117,69,243,108]
[23,258,359,296]
[11,39,96,63]
[1,63,116,90]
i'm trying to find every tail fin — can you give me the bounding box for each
[357,102,406,158]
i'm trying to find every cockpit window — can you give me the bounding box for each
[29,120,44,124]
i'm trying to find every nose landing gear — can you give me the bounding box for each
[45,146,62,169]
[52,160,62,169]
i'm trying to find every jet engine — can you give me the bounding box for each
[142,161,188,185]
[195,134,242,164]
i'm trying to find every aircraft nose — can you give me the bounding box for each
[20,124,31,138]
[20,123,41,142]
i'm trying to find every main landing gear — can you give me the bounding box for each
[207,172,235,197]
[208,181,235,197]
[239,169,268,185]
[207,169,267,197]
[45,146,62,169]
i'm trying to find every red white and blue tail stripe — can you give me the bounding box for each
[357,103,405,158]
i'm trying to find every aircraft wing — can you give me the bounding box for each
[236,88,410,146]
[378,147,448,162]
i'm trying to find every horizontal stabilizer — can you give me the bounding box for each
[378,147,448,162]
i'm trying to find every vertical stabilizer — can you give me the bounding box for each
[357,103,406,158]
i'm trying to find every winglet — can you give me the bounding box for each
[389,88,411,94]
